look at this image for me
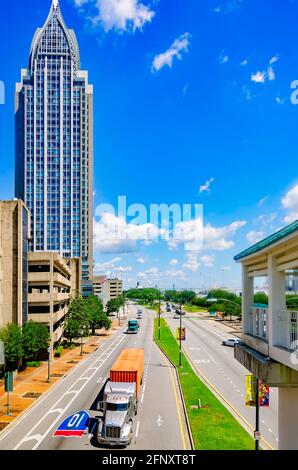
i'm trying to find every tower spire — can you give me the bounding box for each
[52,0,59,9]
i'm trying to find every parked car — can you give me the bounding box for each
[222,338,240,347]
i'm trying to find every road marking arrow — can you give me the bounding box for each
[156,415,164,428]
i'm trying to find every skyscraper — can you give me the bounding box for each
[15,0,93,292]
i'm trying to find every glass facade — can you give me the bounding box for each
[15,1,93,285]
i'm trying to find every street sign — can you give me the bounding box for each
[245,375,257,406]
[53,410,90,438]
[254,431,261,441]
[176,327,186,341]
[5,372,13,392]
[0,340,4,365]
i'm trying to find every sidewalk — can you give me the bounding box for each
[195,312,242,336]
[0,320,121,432]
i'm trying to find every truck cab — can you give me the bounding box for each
[97,382,137,446]
[127,319,139,334]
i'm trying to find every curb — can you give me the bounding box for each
[154,339,195,451]
[182,346,274,451]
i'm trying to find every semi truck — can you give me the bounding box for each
[126,319,139,334]
[97,348,144,446]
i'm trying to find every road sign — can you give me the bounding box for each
[254,431,261,441]
[5,372,13,392]
[176,327,186,341]
[53,410,90,438]
[0,341,4,365]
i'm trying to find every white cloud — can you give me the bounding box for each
[169,258,178,266]
[94,257,132,275]
[199,177,215,193]
[201,255,215,267]
[93,212,164,253]
[183,252,200,272]
[242,85,253,100]
[168,219,246,252]
[218,50,229,64]
[73,0,155,33]
[251,71,267,83]
[267,66,275,81]
[240,58,248,66]
[257,196,269,207]
[276,95,286,105]
[246,230,265,245]
[151,33,191,73]
[137,257,145,264]
[282,184,298,224]
[269,54,280,65]
[254,213,277,227]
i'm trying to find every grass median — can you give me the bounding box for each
[154,317,254,450]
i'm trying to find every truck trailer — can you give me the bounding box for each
[97,349,144,446]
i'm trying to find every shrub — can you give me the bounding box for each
[54,346,64,358]
[26,361,41,368]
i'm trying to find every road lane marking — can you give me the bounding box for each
[0,329,121,443]
[13,333,126,450]
[141,393,145,404]
[135,421,140,438]
[183,346,274,451]
[167,362,187,450]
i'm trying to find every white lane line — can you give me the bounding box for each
[135,421,140,438]
[21,434,43,444]
[141,393,145,404]
[47,408,65,415]
[0,332,123,443]
[142,384,146,393]
[14,333,126,450]
[97,377,103,384]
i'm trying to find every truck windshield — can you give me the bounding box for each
[107,403,128,411]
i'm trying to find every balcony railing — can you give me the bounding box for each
[248,307,268,341]
[277,310,298,351]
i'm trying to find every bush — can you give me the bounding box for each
[26,361,41,368]
[54,346,64,358]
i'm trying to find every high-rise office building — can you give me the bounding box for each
[15,0,93,292]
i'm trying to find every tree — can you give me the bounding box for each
[22,321,50,361]
[85,296,112,334]
[254,292,268,306]
[64,294,89,346]
[106,298,121,316]
[0,324,23,371]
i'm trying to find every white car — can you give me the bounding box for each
[222,338,240,347]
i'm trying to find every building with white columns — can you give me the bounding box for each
[234,220,298,449]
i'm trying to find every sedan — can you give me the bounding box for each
[222,338,240,347]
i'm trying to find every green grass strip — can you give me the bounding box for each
[154,317,254,450]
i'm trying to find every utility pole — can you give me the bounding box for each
[158,289,161,340]
[255,378,260,451]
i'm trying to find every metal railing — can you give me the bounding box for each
[249,307,268,341]
[279,309,298,351]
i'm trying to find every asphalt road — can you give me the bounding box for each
[166,313,278,450]
[0,306,188,451]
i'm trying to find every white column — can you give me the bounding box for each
[278,387,298,449]
[242,264,254,335]
[268,255,286,349]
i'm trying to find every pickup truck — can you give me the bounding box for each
[97,349,144,446]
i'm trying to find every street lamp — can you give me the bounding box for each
[158,289,161,341]
[47,347,51,383]
[179,297,182,367]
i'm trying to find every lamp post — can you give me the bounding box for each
[47,347,51,383]
[179,297,182,367]
[158,289,161,341]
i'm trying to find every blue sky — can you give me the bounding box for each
[1,0,298,290]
